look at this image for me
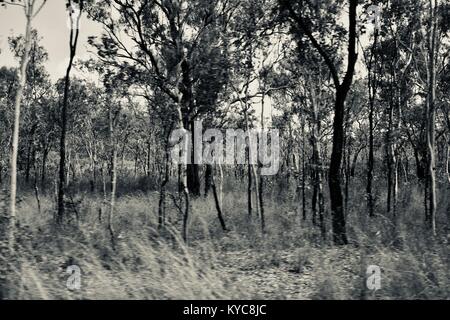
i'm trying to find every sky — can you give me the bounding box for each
[0,0,101,82]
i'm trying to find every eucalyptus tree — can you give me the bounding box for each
[0,0,47,300]
[380,0,449,233]
[8,30,52,185]
[57,0,85,224]
[361,2,381,218]
[0,0,47,253]
[279,0,359,245]
[0,67,16,187]
[86,0,235,198]
[423,0,441,235]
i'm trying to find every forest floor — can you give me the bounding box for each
[220,249,321,299]
[217,246,363,299]
[222,251,315,299]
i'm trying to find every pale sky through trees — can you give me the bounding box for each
[0,0,100,82]
[0,1,278,122]
[0,0,372,128]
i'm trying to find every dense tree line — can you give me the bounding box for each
[0,0,449,260]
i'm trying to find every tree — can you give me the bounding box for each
[280,0,359,245]
[361,7,380,218]
[425,0,439,235]
[57,0,84,224]
[0,0,46,300]
[86,0,233,197]
[0,0,47,252]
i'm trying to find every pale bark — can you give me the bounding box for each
[9,1,35,252]
[108,106,117,249]
[426,0,438,235]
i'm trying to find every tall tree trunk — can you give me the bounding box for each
[343,112,352,216]
[41,146,49,188]
[244,108,261,221]
[329,91,350,245]
[259,83,267,234]
[426,0,438,235]
[301,115,307,220]
[386,98,395,216]
[282,0,358,245]
[57,0,83,225]
[3,0,46,300]
[9,2,34,253]
[242,107,254,218]
[310,86,325,238]
[108,106,117,249]
[366,32,377,217]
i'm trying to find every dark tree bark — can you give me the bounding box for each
[158,128,172,231]
[187,163,201,197]
[41,145,49,187]
[365,29,379,218]
[204,163,212,197]
[329,91,351,245]
[283,0,358,245]
[209,164,228,232]
[57,0,83,225]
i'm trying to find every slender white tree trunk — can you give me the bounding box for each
[108,106,117,248]
[9,3,34,253]
[426,0,438,236]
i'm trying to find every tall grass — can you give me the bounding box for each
[0,179,448,300]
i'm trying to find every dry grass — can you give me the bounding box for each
[0,182,448,300]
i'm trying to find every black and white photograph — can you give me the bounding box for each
[0,0,449,306]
